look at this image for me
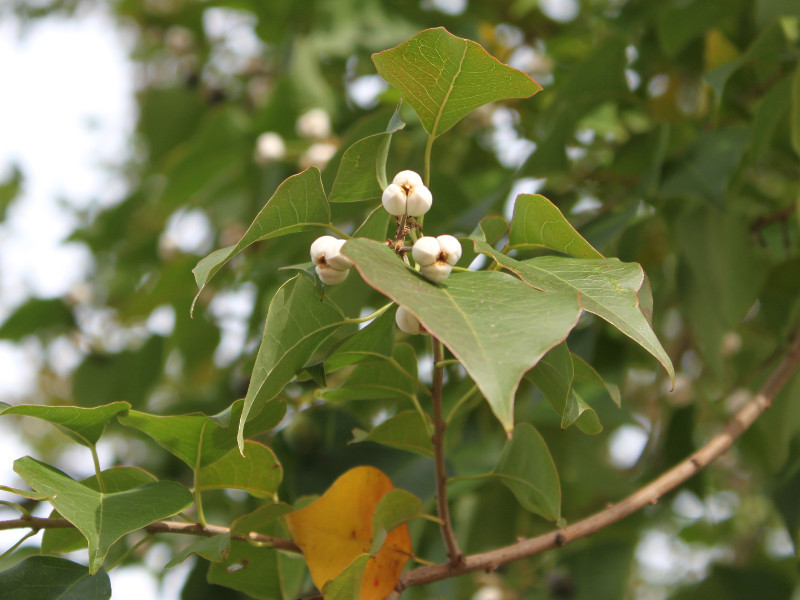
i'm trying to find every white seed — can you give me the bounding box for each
[436,234,462,265]
[315,264,349,285]
[406,185,433,217]
[254,132,286,164]
[392,170,424,188]
[310,235,338,264]
[381,183,407,216]
[296,108,331,140]
[412,236,440,266]
[421,262,453,283]
[326,238,353,271]
[395,306,424,335]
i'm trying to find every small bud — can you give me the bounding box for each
[421,262,453,283]
[310,236,352,285]
[296,108,331,140]
[254,132,286,164]
[395,306,425,335]
[310,235,337,264]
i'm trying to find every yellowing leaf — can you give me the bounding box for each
[284,466,412,600]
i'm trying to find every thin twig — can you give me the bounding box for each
[431,338,463,565]
[396,330,800,591]
[0,516,301,553]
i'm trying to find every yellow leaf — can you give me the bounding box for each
[285,466,412,600]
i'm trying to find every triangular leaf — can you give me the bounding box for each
[196,441,282,497]
[342,239,581,433]
[14,456,193,573]
[372,27,541,138]
[192,168,330,315]
[351,411,434,458]
[165,533,230,569]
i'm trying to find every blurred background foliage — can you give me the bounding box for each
[2,0,800,598]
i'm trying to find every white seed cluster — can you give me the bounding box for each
[395,306,425,335]
[411,235,462,283]
[310,235,353,285]
[381,170,433,217]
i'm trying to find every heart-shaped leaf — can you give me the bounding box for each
[284,466,413,600]
[476,241,675,383]
[0,402,130,447]
[372,27,541,138]
[508,194,603,257]
[14,456,193,573]
[342,239,581,433]
[196,441,282,497]
[192,167,330,315]
[0,556,111,600]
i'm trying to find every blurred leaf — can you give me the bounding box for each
[0,165,22,222]
[0,297,75,340]
[322,555,370,600]
[477,242,674,382]
[792,60,800,159]
[72,336,164,408]
[284,466,412,599]
[658,0,743,58]
[330,107,405,201]
[192,168,330,314]
[319,343,418,402]
[14,456,192,573]
[492,423,561,521]
[196,441,282,497]
[0,556,111,600]
[372,27,541,138]
[237,275,350,450]
[343,238,581,433]
[0,402,130,447]
[508,194,603,257]
[351,410,434,458]
[118,398,286,468]
[572,353,621,408]
[751,77,792,160]
[165,534,231,569]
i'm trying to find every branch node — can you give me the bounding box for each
[554,532,566,547]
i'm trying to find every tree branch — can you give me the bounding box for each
[0,516,301,553]
[397,330,800,590]
[431,337,463,565]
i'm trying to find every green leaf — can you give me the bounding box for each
[196,441,282,497]
[0,165,22,223]
[14,457,193,573]
[0,556,111,600]
[477,242,675,383]
[492,423,561,521]
[342,239,581,433]
[0,298,75,340]
[657,1,740,58]
[191,168,330,315]
[118,398,286,468]
[321,555,370,600]
[352,205,393,241]
[372,27,541,139]
[508,194,603,258]
[370,489,423,554]
[351,410,434,458]
[43,467,159,554]
[572,353,621,408]
[237,275,351,450]
[0,402,130,447]
[324,308,396,372]
[319,343,418,403]
[792,59,800,159]
[329,107,405,201]
[164,533,230,569]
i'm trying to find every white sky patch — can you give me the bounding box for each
[347,75,388,110]
[160,208,214,256]
[209,283,257,367]
[608,423,649,469]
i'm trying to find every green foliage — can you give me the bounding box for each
[2,2,800,599]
